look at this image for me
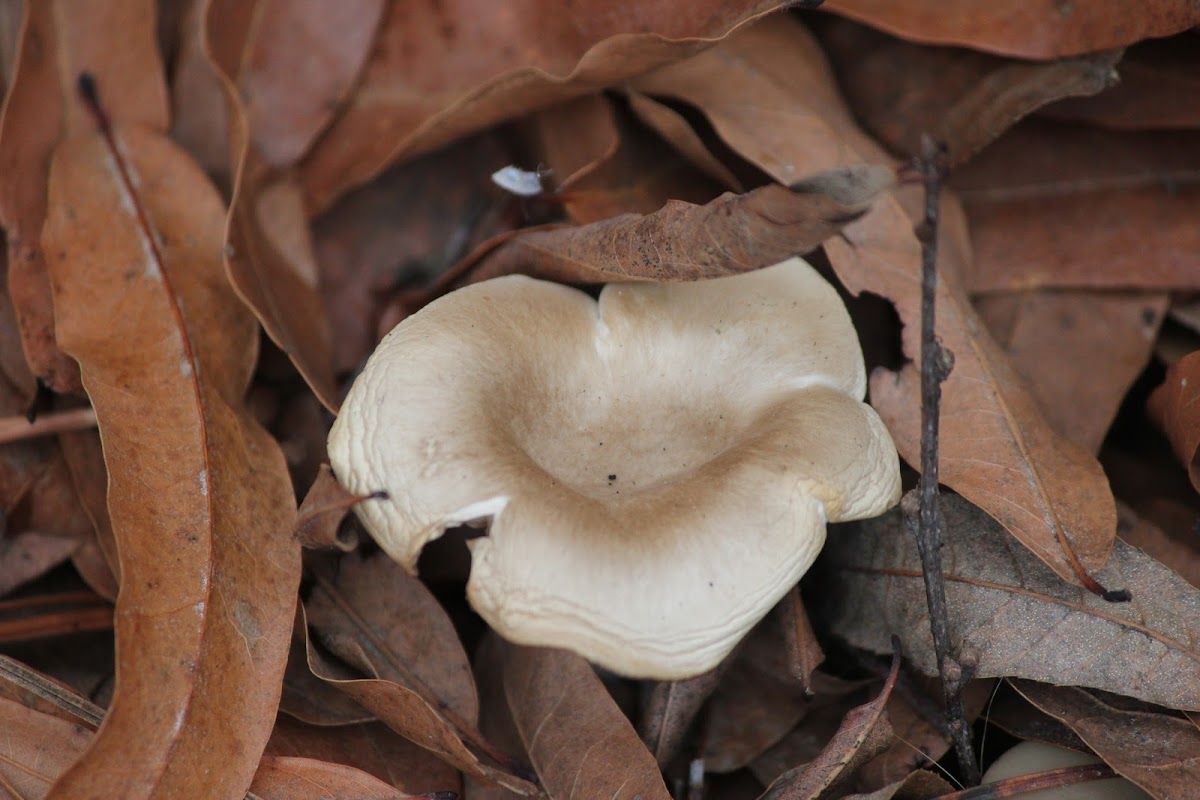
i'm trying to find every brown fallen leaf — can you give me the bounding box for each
[499,642,671,800]
[518,94,622,218]
[449,169,888,287]
[625,90,744,193]
[469,633,539,800]
[41,120,300,797]
[293,464,370,551]
[757,647,899,800]
[1148,350,1200,493]
[302,554,536,793]
[0,532,79,597]
[1043,35,1200,130]
[298,0,794,213]
[56,430,120,599]
[279,604,374,727]
[953,120,1200,294]
[702,625,845,773]
[0,0,167,392]
[311,130,514,373]
[857,678,994,789]
[266,716,464,797]
[203,3,341,411]
[1117,502,1200,590]
[640,660,726,768]
[248,755,442,800]
[818,17,1119,165]
[170,0,232,182]
[975,290,1168,454]
[1013,679,1200,799]
[234,0,385,167]
[836,769,955,800]
[0,695,93,799]
[821,0,1200,59]
[636,17,1116,587]
[821,493,1200,711]
[983,682,1090,754]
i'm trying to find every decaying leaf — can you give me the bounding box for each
[204,1,341,412]
[500,642,671,800]
[818,17,1120,164]
[1148,350,1200,494]
[821,493,1200,711]
[640,661,726,768]
[953,120,1200,294]
[247,755,435,800]
[1014,679,1200,799]
[757,649,898,799]
[636,16,1117,587]
[449,169,888,287]
[0,0,167,392]
[0,695,93,799]
[302,553,536,794]
[296,0,794,212]
[42,122,299,798]
[821,0,1200,59]
[976,290,1168,454]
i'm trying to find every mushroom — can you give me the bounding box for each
[327,256,900,679]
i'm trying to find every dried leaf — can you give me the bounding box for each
[298,0,792,212]
[303,554,536,794]
[821,0,1200,59]
[236,0,385,167]
[625,90,744,193]
[818,17,1120,164]
[757,650,898,800]
[0,0,167,392]
[0,532,78,597]
[204,2,341,411]
[975,290,1168,454]
[248,755,430,800]
[640,662,726,768]
[311,131,514,372]
[266,717,463,797]
[500,642,671,800]
[453,171,888,287]
[821,493,1200,711]
[0,695,93,800]
[42,124,299,799]
[294,465,363,551]
[1044,36,1200,130]
[469,633,537,800]
[953,120,1200,293]
[636,17,1116,586]
[520,94,622,215]
[1148,350,1200,494]
[837,770,955,800]
[1014,679,1200,799]
[170,0,231,181]
[702,625,838,773]
[1117,502,1200,590]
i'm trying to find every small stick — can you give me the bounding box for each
[906,135,980,785]
[0,407,97,445]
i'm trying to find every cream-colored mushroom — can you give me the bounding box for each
[982,741,1149,799]
[327,257,900,679]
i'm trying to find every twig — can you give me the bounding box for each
[0,407,97,445]
[905,135,980,785]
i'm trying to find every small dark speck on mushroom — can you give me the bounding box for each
[608,474,617,481]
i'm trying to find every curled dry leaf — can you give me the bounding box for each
[821,493,1200,712]
[757,649,899,800]
[499,642,671,800]
[449,169,888,287]
[821,0,1200,59]
[953,120,1200,294]
[1044,36,1200,130]
[635,16,1116,586]
[0,0,167,392]
[1014,679,1200,799]
[1148,350,1200,494]
[233,0,385,167]
[640,660,726,768]
[1117,502,1200,590]
[817,17,1119,164]
[248,755,433,800]
[975,290,1168,455]
[0,695,93,800]
[204,1,341,411]
[836,770,955,800]
[266,716,463,797]
[41,124,300,799]
[302,553,536,794]
[298,0,792,212]
[293,464,364,551]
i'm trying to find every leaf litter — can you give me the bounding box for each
[0,3,1199,799]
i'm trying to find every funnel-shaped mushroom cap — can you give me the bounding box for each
[328,257,900,679]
